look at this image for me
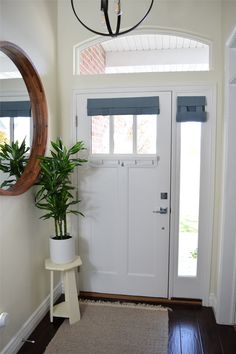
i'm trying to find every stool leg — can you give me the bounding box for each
[50,271,54,323]
[64,269,80,324]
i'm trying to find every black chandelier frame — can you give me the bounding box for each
[71,0,154,37]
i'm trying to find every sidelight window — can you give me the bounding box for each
[177,122,201,277]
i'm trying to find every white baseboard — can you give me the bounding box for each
[208,292,217,317]
[1,282,62,354]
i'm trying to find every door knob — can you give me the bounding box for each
[152,207,168,214]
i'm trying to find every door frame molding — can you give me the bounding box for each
[216,26,236,324]
[73,84,216,305]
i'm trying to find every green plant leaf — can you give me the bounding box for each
[0,138,30,188]
[35,138,87,236]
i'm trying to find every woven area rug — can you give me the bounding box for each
[44,301,169,354]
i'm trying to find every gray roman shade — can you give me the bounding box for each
[0,101,31,118]
[87,96,160,116]
[176,96,207,122]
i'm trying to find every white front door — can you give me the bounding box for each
[76,91,172,297]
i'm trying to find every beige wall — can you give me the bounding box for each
[215,0,236,321]
[58,0,236,317]
[222,1,236,42]
[57,0,223,295]
[58,0,222,140]
[0,0,236,350]
[0,0,58,351]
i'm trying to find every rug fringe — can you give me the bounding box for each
[79,299,172,311]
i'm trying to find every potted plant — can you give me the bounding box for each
[0,138,29,188]
[35,138,87,264]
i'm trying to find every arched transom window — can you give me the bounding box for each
[76,34,210,75]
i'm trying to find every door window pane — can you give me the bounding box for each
[0,118,10,145]
[137,114,156,154]
[91,113,158,155]
[14,117,31,147]
[114,115,133,154]
[92,115,109,154]
[178,122,201,277]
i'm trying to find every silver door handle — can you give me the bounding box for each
[152,207,168,214]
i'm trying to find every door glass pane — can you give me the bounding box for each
[178,122,201,277]
[91,115,109,154]
[0,117,10,145]
[114,115,133,154]
[14,117,31,148]
[137,114,156,154]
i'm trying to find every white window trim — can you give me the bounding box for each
[216,26,236,325]
[169,87,216,306]
[73,29,213,75]
[72,85,216,306]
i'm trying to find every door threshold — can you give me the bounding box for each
[79,291,202,308]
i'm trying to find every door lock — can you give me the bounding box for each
[152,207,168,214]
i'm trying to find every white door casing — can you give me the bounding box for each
[216,29,236,324]
[74,86,215,303]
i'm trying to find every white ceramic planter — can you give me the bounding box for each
[49,236,76,264]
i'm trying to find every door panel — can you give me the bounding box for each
[126,166,169,297]
[76,91,171,297]
[78,166,124,293]
[128,168,160,277]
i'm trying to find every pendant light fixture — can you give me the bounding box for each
[71,0,154,37]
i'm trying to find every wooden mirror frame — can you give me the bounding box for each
[0,41,48,196]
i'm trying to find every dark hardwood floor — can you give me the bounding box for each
[18,299,236,354]
[168,306,236,354]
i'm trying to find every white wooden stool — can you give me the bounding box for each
[45,256,82,325]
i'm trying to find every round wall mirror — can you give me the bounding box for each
[0,41,48,196]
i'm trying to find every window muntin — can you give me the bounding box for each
[91,114,157,155]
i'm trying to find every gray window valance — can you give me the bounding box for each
[0,101,31,118]
[176,96,207,122]
[87,96,160,116]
